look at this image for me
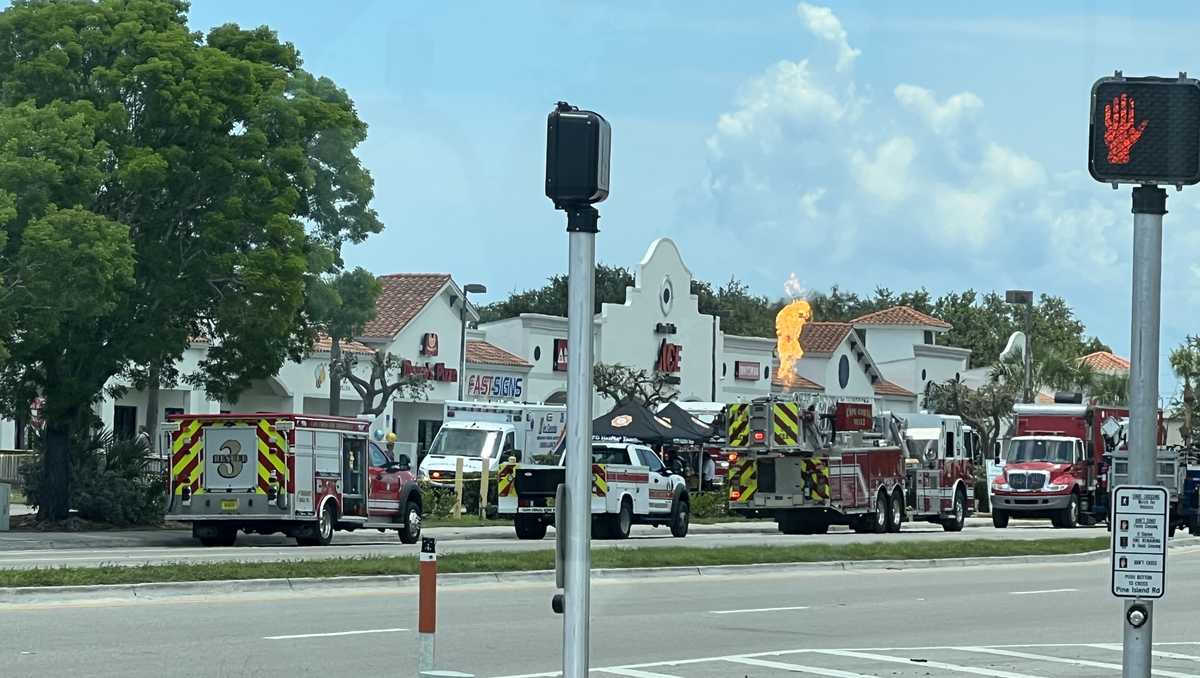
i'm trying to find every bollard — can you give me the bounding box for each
[419,537,437,672]
[478,462,491,520]
[453,457,465,519]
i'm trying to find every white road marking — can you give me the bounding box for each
[954,646,1200,677]
[812,649,1047,678]
[1009,588,1078,595]
[598,669,682,678]
[709,605,810,615]
[1088,643,1200,663]
[264,627,407,640]
[724,656,875,677]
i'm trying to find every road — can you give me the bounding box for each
[0,518,1119,569]
[2,548,1198,677]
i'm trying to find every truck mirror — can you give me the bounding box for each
[396,454,411,472]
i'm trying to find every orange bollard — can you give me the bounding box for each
[419,537,437,672]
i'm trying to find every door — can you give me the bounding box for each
[638,448,673,515]
[367,442,401,517]
[342,435,366,518]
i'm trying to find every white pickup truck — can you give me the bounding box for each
[496,442,690,540]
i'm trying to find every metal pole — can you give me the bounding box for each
[458,297,467,401]
[1123,184,1165,678]
[563,208,596,678]
[1023,303,1033,404]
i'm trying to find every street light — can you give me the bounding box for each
[1006,289,1034,403]
[458,283,488,401]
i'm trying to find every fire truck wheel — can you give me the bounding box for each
[609,498,633,540]
[942,488,966,532]
[1053,493,1079,529]
[399,499,422,544]
[515,516,547,540]
[871,492,888,534]
[992,510,1010,529]
[670,497,690,538]
[297,502,337,546]
[198,525,237,547]
[886,489,903,533]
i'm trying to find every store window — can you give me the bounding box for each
[924,330,935,345]
[417,419,442,456]
[113,405,138,440]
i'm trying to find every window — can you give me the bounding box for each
[924,330,934,345]
[113,405,137,440]
[369,442,390,468]
[534,346,542,361]
[591,446,630,465]
[639,448,666,473]
[945,431,956,458]
[501,432,515,455]
[417,419,442,454]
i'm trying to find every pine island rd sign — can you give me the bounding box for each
[1089,75,1200,186]
[1111,485,1168,599]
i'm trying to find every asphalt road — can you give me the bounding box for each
[0,518,1120,569]
[2,548,1198,677]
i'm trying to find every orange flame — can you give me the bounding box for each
[775,298,812,387]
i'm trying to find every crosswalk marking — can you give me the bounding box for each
[599,669,682,678]
[811,649,1048,678]
[955,646,1200,678]
[723,656,876,677]
[1088,644,1200,664]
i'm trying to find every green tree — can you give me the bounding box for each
[925,375,1017,461]
[593,363,677,408]
[477,264,635,323]
[935,291,1103,368]
[1169,336,1200,444]
[336,350,430,417]
[0,1,381,519]
[308,267,382,415]
[691,277,778,337]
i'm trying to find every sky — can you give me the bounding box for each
[13,0,1200,396]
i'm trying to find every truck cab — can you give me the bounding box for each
[419,420,515,485]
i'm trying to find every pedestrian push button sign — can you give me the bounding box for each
[1111,485,1168,599]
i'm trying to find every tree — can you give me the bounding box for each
[0,1,381,519]
[925,375,1017,461]
[477,264,635,323]
[308,268,381,415]
[935,290,1104,368]
[336,351,430,417]
[593,363,677,408]
[691,277,778,337]
[1170,336,1200,445]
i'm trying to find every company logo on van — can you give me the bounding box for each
[214,439,249,478]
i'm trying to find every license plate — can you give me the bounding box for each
[220,499,239,512]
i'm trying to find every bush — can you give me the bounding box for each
[19,427,164,527]
[690,491,729,519]
[418,477,499,519]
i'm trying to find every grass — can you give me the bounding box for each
[0,537,1111,589]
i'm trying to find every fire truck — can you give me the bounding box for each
[164,413,422,547]
[725,397,975,534]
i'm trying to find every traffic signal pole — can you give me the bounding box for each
[1123,185,1165,678]
[563,206,598,678]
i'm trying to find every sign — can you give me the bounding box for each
[401,360,458,383]
[656,339,682,373]
[421,333,439,356]
[467,374,524,399]
[835,402,873,431]
[1089,76,1200,185]
[1111,485,1168,599]
[553,339,569,372]
[734,361,761,381]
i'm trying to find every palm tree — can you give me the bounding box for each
[1169,336,1200,444]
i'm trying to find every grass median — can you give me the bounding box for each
[0,537,1111,589]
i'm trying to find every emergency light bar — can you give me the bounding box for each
[274,421,295,432]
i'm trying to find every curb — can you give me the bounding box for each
[6,543,1198,605]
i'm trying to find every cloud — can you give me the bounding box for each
[797,3,860,72]
[851,137,917,203]
[710,59,846,151]
[894,84,983,134]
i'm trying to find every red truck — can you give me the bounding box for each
[990,397,1137,528]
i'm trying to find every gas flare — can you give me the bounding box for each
[775,296,812,387]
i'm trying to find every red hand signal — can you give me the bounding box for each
[1103,93,1149,165]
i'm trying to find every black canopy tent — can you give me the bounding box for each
[591,400,676,444]
[655,402,713,442]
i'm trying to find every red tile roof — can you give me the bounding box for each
[874,379,916,397]
[360,274,452,338]
[1078,351,1131,373]
[799,322,852,354]
[852,306,952,330]
[312,334,375,355]
[466,340,532,368]
[772,375,824,392]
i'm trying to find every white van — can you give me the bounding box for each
[418,401,566,485]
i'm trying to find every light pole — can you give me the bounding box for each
[1006,289,1034,403]
[458,283,487,401]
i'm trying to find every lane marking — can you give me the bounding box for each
[811,649,1046,678]
[724,656,875,677]
[1009,588,1078,595]
[957,646,1199,678]
[264,627,407,640]
[1088,644,1200,663]
[598,669,682,678]
[709,605,810,615]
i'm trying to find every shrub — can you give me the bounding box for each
[690,491,729,519]
[418,478,499,519]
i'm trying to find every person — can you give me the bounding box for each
[702,454,716,491]
[134,425,151,450]
[667,446,688,476]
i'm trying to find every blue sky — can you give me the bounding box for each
[15,1,1200,394]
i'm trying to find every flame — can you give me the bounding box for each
[775,298,812,387]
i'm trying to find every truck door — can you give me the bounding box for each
[638,448,673,514]
[367,442,401,517]
[342,435,366,518]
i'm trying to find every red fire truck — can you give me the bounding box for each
[164,413,422,547]
[725,398,974,534]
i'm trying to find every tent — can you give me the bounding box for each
[655,402,714,442]
[591,400,677,444]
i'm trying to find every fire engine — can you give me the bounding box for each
[164,413,422,547]
[724,397,975,534]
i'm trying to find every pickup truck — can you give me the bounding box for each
[496,442,690,540]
